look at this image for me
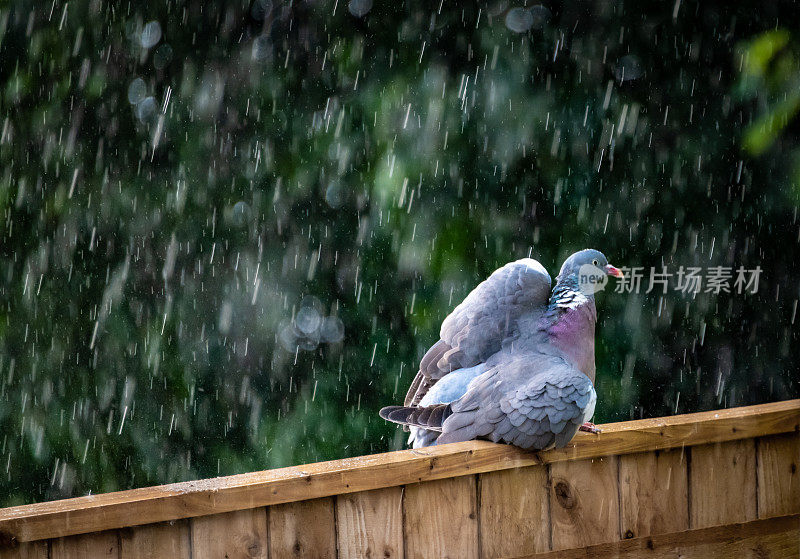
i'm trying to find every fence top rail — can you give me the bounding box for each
[1,398,798,544]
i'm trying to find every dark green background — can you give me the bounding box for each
[1,0,799,506]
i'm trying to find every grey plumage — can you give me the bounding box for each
[435,354,596,450]
[401,258,551,446]
[404,258,551,408]
[380,249,619,451]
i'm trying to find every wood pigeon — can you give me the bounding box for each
[379,249,623,450]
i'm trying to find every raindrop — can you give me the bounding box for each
[195,72,225,116]
[140,21,162,49]
[219,302,233,334]
[320,316,345,343]
[296,296,324,335]
[615,54,644,83]
[348,0,373,17]
[232,201,251,227]
[153,44,173,69]
[135,96,157,122]
[505,8,533,33]
[296,307,321,335]
[251,35,272,62]
[278,321,299,352]
[297,332,320,351]
[325,182,344,208]
[127,78,147,105]
[301,295,324,312]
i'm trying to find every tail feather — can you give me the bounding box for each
[379,404,452,432]
[418,339,452,380]
[427,404,449,427]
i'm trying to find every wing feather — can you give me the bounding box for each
[403,259,551,407]
[435,356,596,451]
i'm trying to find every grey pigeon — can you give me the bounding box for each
[380,249,623,450]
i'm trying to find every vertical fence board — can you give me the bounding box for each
[403,475,478,559]
[191,508,268,559]
[619,448,689,539]
[479,466,549,557]
[549,456,619,551]
[336,487,403,559]
[1,541,48,559]
[689,439,757,528]
[268,497,336,559]
[757,432,800,519]
[119,520,190,559]
[51,531,118,558]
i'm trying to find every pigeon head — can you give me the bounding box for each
[556,249,624,286]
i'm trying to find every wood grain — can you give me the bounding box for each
[689,439,757,528]
[479,466,549,557]
[336,487,403,559]
[268,497,336,559]
[619,448,689,538]
[0,399,797,544]
[191,508,267,559]
[403,476,478,559]
[50,531,118,558]
[516,513,800,559]
[119,520,190,559]
[549,456,619,550]
[757,432,800,518]
[0,541,47,559]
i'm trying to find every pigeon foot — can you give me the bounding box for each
[579,422,602,434]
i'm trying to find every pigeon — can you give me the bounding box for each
[379,249,623,451]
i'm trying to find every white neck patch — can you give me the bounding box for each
[554,288,589,309]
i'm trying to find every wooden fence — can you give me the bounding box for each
[0,399,798,558]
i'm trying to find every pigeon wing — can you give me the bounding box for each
[404,258,551,406]
[437,357,596,451]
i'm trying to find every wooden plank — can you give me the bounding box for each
[268,497,336,559]
[0,399,797,543]
[403,476,478,559]
[0,541,48,559]
[51,531,118,558]
[549,456,619,550]
[516,513,800,559]
[336,488,403,559]
[478,466,549,557]
[619,448,689,538]
[757,431,800,518]
[689,439,757,528]
[191,508,267,559]
[119,520,190,559]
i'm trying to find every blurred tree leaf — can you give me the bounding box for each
[743,93,800,155]
[738,29,800,156]
[745,29,790,78]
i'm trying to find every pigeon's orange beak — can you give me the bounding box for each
[604,264,624,278]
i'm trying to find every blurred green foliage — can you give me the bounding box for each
[737,28,800,198]
[0,1,798,506]
[739,30,796,153]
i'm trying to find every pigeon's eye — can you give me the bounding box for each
[592,259,598,266]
